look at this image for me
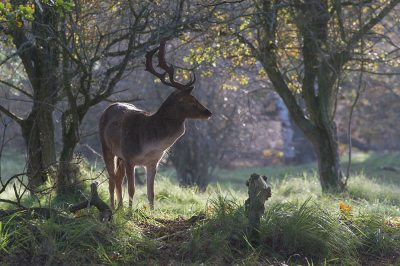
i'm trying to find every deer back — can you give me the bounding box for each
[98,100,184,167]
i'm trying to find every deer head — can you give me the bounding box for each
[145,38,212,121]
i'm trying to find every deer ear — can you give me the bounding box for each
[178,86,194,97]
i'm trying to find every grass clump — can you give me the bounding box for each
[347,173,400,206]
[354,212,400,257]
[0,212,143,265]
[262,198,358,262]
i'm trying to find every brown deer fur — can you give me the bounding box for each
[99,40,212,210]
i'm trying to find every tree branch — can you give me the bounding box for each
[0,80,33,99]
[0,104,23,124]
[196,0,244,7]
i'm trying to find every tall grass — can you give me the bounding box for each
[0,151,399,264]
[262,198,358,260]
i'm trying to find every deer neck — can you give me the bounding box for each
[151,105,186,139]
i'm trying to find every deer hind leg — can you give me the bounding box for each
[146,166,157,210]
[102,146,116,209]
[125,161,136,208]
[114,158,125,209]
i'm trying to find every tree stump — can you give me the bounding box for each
[69,182,113,222]
[245,173,272,241]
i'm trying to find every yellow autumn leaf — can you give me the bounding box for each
[263,149,272,157]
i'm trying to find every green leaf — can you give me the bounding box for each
[6,3,11,9]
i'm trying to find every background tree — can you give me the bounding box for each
[0,2,65,188]
[192,0,400,191]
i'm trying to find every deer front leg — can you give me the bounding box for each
[102,148,116,209]
[125,161,136,208]
[146,166,157,210]
[109,176,115,210]
[114,158,125,209]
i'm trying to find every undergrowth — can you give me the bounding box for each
[0,152,399,265]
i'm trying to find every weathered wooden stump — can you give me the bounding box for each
[245,173,272,241]
[69,182,113,222]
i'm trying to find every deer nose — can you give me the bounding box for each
[204,109,212,118]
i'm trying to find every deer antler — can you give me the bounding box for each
[145,38,196,90]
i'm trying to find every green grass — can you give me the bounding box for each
[0,151,399,265]
[341,152,400,184]
[210,151,400,191]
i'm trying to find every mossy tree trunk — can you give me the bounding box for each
[20,108,56,188]
[5,4,59,189]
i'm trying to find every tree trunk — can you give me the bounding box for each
[20,108,56,188]
[18,60,57,189]
[311,126,344,191]
[8,4,59,189]
[57,128,79,194]
[259,54,345,192]
[57,96,82,194]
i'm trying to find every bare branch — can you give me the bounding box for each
[0,41,38,66]
[196,0,245,7]
[0,104,24,124]
[0,198,28,209]
[0,80,33,99]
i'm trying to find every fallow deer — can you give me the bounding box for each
[99,39,212,210]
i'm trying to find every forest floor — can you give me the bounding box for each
[0,151,400,265]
